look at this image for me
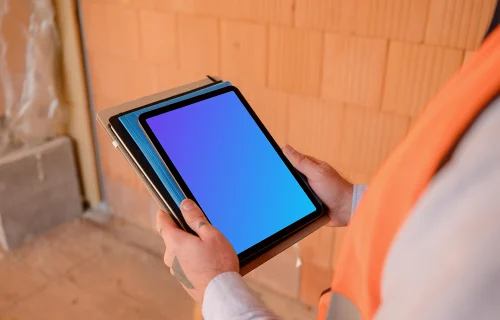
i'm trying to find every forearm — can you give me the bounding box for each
[202,272,280,320]
[202,184,367,320]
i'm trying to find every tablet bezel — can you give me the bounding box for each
[107,80,224,233]
[138,85,326,266]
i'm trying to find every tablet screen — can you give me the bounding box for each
[141,87,320,255]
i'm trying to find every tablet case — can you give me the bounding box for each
[118,81,232,207]
[96,76,329,274]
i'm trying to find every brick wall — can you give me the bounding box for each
[80,0,496,307]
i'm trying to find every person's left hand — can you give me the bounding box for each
[156,199,239,302]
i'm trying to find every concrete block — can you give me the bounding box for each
[0,137,83,251]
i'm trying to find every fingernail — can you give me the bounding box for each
[182,199,195,210]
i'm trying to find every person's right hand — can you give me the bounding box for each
[283,145,353,227]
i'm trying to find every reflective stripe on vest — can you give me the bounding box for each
[318,26,500,320]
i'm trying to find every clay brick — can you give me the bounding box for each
[92,94,121,112]
[92,93,141,191]
[95,125,141,192]
[222,0,296,25]
[94,0,174,11]
[294,0,355,33]
[425,0,497,50]
[295,0,429,42]
[80,1,108,54]
[245,249,301,299]
[220,21,267,86]
[107,146,144,191]
[340,107,410,176]
[139,10,177,67]
[299,262,332,307]
[287,95,344,167]
[322,34,387,108]
[332,227,347,267]
[104,179,157,230]
[105,5,140,59]
[174,0,295,25]
[156,66,207,91]
[268,27,323,96]
[298,226,335,269]
[246,278,317,319]
[238,84,288,146]
[88,54,158,104]
[382,42,464,117]
[340,170,372,185]
[464,50,475,63]
[95,126,113,180]
[177,14,219,74]
[354,0,430,42]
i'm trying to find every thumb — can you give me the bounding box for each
[283,145,322,180]
[180,199,215,240]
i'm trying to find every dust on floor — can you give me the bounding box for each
[0,218,316,320]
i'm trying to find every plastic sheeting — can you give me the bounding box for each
[0,0,62,155]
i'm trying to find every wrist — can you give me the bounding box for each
[340,182,354,225]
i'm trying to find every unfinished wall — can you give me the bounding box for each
[0,0,31,118]
[80,0,496,307]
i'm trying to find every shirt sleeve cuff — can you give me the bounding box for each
[352,184,368,216]
[202,272,268,320]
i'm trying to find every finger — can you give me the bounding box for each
[180,199,214,240]
[305,155,323,165]
[157,209,189,248]
[163,249,175,268]
[283,145,323,180]
[156,210,178,237]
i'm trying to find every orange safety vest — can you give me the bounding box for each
[317,26,500,320]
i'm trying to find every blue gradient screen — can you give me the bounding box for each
[145,91,316,254]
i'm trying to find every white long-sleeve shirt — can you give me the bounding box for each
[203,96,500,320]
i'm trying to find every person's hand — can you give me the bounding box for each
[283,145,353,227]
[156,199,239,302]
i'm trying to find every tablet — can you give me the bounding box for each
[107,80,229,233]
[139,86,325,265]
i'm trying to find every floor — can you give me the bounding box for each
[0,217,316,320]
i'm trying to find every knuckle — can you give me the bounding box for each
[296,153,308,168]
[317,162,332,176]
[187,216,203,227]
